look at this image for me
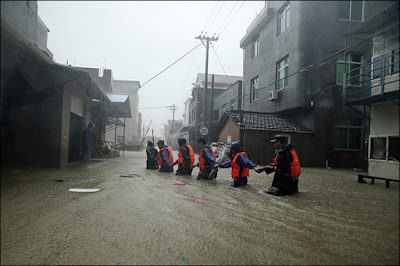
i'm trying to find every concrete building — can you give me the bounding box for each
[1,1,109,167]
[239,0,397,168]
[342,2,399,180]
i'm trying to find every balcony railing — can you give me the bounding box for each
[343,48,399,103]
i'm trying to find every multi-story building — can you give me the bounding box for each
[1,1,110,167]
[239,0,397,168]
[342,2,399,180]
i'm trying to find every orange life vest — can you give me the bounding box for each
[178,144,195,165]
[231,152,250,179]
[198,146,216,170]
[273,148,301,177]
[157,146,173,166]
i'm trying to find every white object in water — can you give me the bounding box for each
[68,188,100,193]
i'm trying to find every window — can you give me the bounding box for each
[278,2,290,36]
[230,98,237,110]
[337,53,362,85]
[250,76,259,102]
[370,136,400,161]
[338,1,364,21]
[251,35,260,59]
[372,50,399,79]
[276,56,289,90]
[334,117,363,150]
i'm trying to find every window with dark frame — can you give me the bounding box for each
[251,35,260,59]
[250,76,259,102]
[334,117,363,150]
[277,2,290,36]
[338,1,364,22]
[276,56,289,90]
[337,53,362,85]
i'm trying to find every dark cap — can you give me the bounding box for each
[270,135,287,143]
[157,140,165,145]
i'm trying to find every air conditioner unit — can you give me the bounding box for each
[269,90,278,101]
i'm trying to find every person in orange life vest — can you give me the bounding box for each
[156,140,173,172]
[214,140,257,187]
[172,138,194,175]
[255,135,300,195]
[191,138,217,179]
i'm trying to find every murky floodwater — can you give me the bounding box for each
[1,151,399,265]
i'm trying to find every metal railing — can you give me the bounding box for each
[343,48,399,103]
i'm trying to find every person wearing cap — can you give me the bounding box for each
[172,138,195,175]
[191,138,218,179]
[255,135,301,195]
[214,140,257,187]
[146,140,159,170]
[83,122,95,162]
[156,140,174,172]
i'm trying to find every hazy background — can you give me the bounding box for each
[38,1,266,136]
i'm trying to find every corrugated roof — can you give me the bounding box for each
[107,94,129,103]
[226,110,312,134]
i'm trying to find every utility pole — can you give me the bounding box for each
[168,104,178,135]
[195,35,218,133]
[209,74,215,137]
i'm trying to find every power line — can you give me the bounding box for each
[217,1,246,37]
[210,42,238,97]
[127,42,202,96]
[202,1,220,34]
[205,1,226,35]
[213,1,239,36]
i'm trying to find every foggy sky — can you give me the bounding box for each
[37,1,266,136]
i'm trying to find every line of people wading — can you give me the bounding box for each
[145,135,300,196]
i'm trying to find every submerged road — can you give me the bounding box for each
[1,151,399,265]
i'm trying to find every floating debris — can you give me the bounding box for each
[179,256,189,261]
[114,172,128,174]
[190,197,207,202]
[55,180,65,182]
[68,188,100,193]
[173,183,186,186]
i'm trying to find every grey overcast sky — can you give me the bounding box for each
[37,1,266,136]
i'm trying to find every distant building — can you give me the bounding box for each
[187,73,242,150]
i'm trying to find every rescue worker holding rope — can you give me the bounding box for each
[255,135,301,195]
[173,138,195,175]
[191,138,217,179]
[215,140,257,187]
[156,140,174,172]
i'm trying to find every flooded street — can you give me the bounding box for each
[1,151,399,265]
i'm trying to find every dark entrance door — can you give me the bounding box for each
[68,112,83,163]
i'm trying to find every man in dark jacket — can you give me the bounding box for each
[83,122,95,162]
[255,135,301,195]
[191,138,217,179]
[173,138,194,175]
[146,140,158,169]
[215,140,257,187]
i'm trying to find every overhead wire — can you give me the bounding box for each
[201,1,220,34]
[205,1,226,35]
[127,42,202,96]
[217,1,246,37]
[213,1,240,36]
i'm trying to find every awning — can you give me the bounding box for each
[17,58,109,103]
[106,93,131,118]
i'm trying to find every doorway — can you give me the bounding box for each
[68,112,84,163]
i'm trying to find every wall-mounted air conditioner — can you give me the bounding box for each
[269,90,278,101]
